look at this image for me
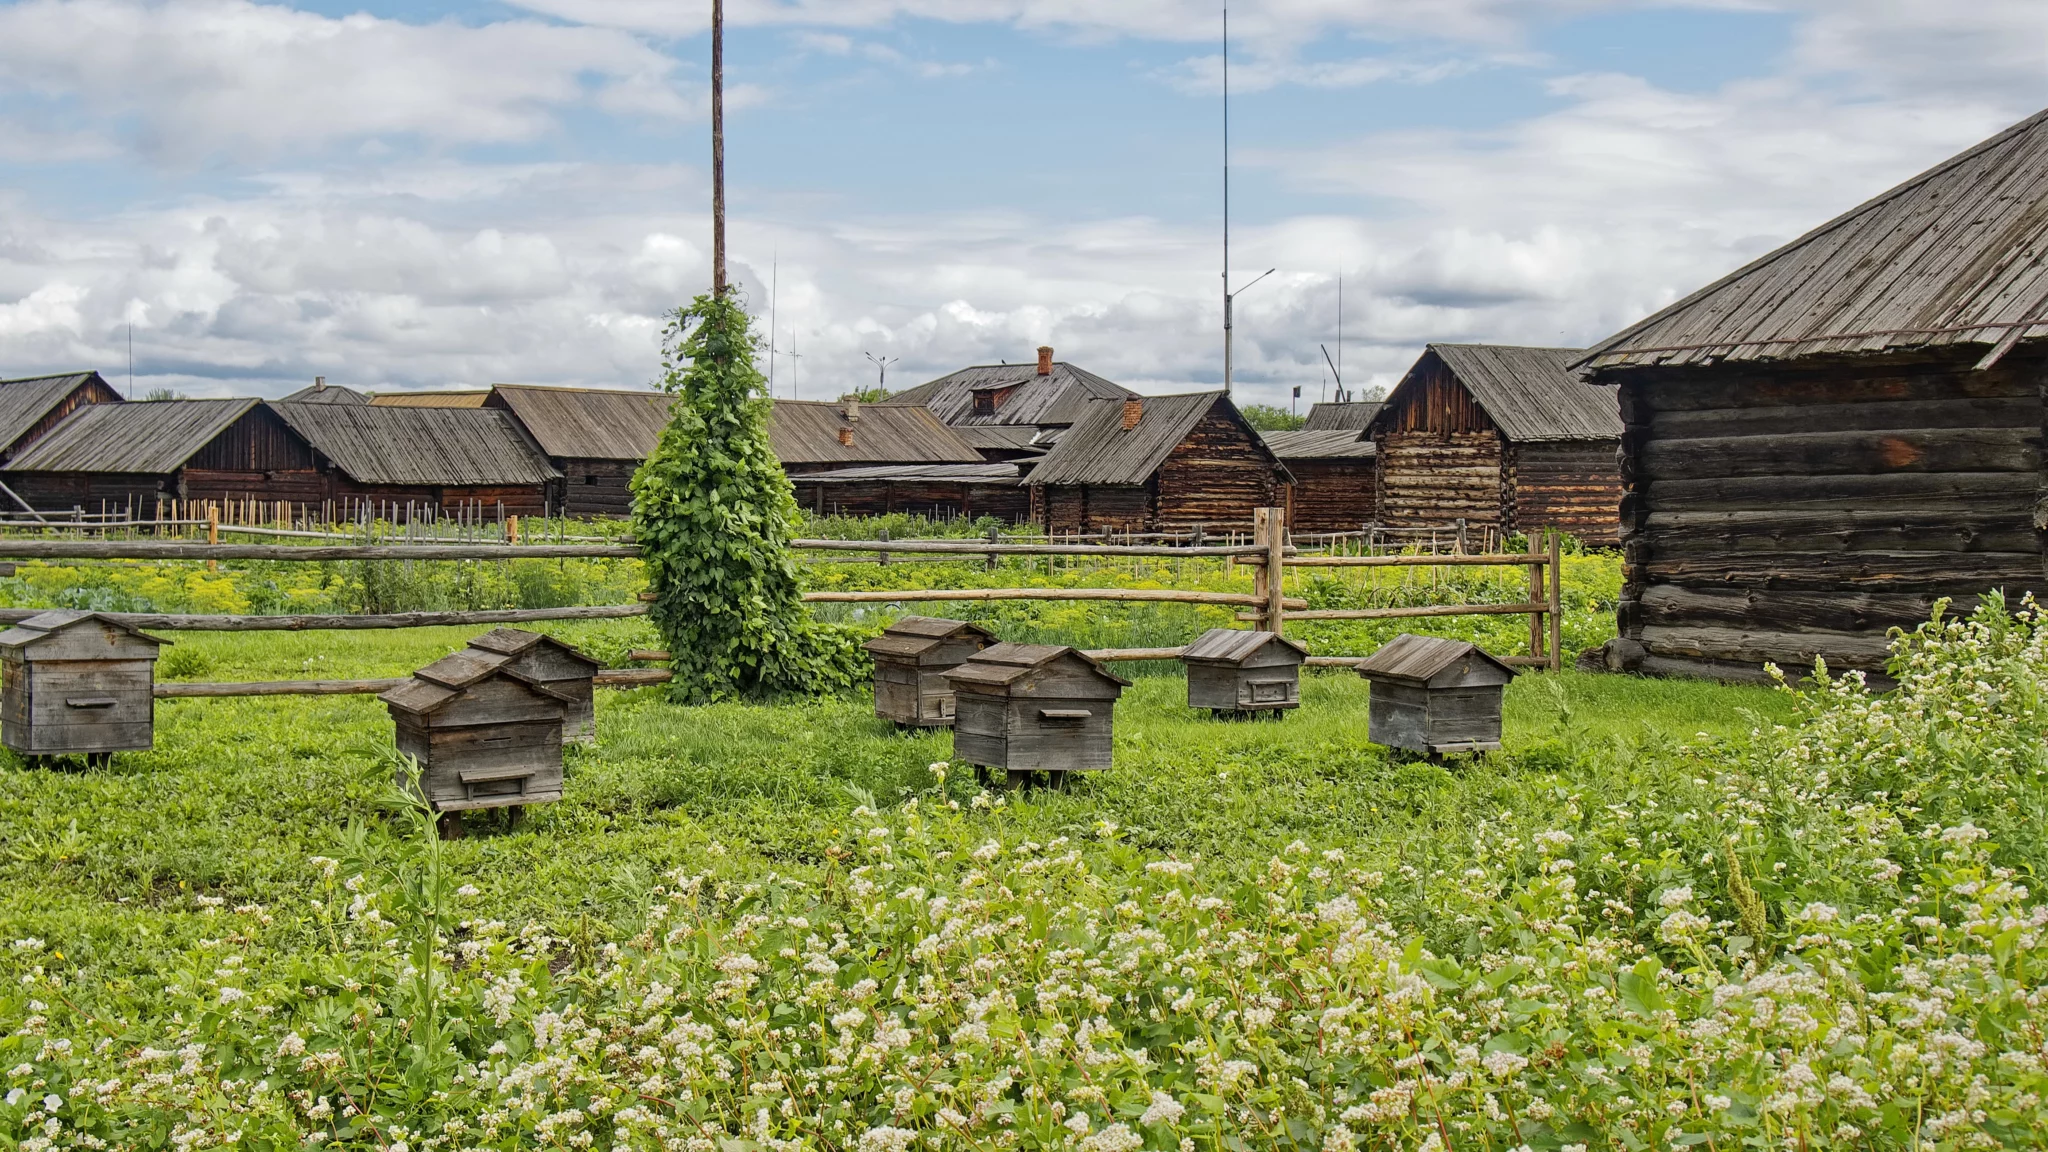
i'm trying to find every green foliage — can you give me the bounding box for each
[632,292,854,702]
[1237,402,1304,431]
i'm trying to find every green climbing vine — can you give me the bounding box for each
[630,291,861,701]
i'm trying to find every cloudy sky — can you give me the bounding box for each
[0,0,2042,406]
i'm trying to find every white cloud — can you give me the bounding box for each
[0,0,692,163]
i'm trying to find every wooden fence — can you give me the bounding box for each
[0,507,1565,694]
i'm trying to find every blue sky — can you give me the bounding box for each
[0,0,2040,406]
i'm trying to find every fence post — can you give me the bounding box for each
[985,524,999,572]
[507,516,520,547]
[1527,536,1545,665]
[1548,529,1563,672]
[878,527,889,567]
[206,504,219,572]
[1255,507,1285,634]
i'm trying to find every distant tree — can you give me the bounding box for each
[846,385,891,403]
[1239,403,1305,432]
[143,388,180,402]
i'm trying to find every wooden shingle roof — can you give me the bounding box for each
[5,399,258,474]
[1301,401,1381,432]
[369,390,490,408]
[1581,107,2048,371]
[281,382,368,404]
[888,362,1133,427]
[768,401,982,466]
[0,372,118,454]
[271,403,560,486]
[1378,345,1618,443]
[1260,429,1376,460]
[1028,392,1289,487]
[487,384,671,462]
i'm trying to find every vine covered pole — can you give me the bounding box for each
[711,0,726,296]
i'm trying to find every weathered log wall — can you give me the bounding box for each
[556,458,637,518]
[1041,484,1152,535]
[1375,432,1502,531]
[1283,459,1376,533]
[1612,348,2046,677]
[1506,441,1621,546]
[792,479,1030,522]
[1154,410,1282,531]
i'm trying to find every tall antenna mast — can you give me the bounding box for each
[768,253,778,394]
[711,0,726,296]
[1221,6,1230,394]
[1337,270,1343,401]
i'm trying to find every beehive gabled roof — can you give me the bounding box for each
[467,627,600,669]
[1180,628,1308,664]
[863,616,999,659]
[942,642,1131,688]
[1354,634,1515,686]
[380,647,571,715]
[1579,107,2048,371]
[0,609,167,651]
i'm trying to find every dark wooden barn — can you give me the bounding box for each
[1302,401,1382,433]
[485,384,670,517]
[2,399,322,512]
[1260,430,1377,533]
[0,372,124,468]
[1579,107,2048,681]
[1368,345,1621,546]
[1026,393,1292,534]
[888,347,1134,432]
[271,402,560,519]
[788,463,1030,521]
[767,400,983,476]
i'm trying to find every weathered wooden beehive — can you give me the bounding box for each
[380,648,572,814]
[1355,634,1515,755]
[944,643,1129,777]
[1181,628,1309,716]
[863,616,999,727]
[0,610,164,762]
[464,627,601,743]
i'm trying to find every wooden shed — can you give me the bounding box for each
[380,648,571,814]
[2,399,324,513]
[944,643,1129,777]
[767,399,984,476]
[0,610,164,761]
[1578,107,2048,681]
[1355,634,1515,755]
[889,347,1134,432]
[1181,628,1308,715]
[1368,345,1621,546]
[1260,430,1377,533]
[790,462,1030,521]
[0,371,123,467]
[484,384,671,518]
[1027,392,1293,535]
[270,402,560,519]
[464,628,601,743]
[864,616,999,726]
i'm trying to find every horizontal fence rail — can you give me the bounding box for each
[0,605,649,631]
[790,539,1292,559]
[155,668,673,698]
[0,541,639,561]
[799,588,1308,609]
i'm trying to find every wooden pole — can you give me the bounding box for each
[1549,529,1563,672]
[507,515,519,546]
[205,504,218,571]
[801,587,1305,609]
[1528,542,1544,664]
[711,0,726,296]
[1257,506,1285,633]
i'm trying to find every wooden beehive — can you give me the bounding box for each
[0,611,164,761]
[863,616,999,727]
[1181,628,1309,716]
[380,648,572,814]
[1354,634,1515,755]
[944,643,1129,777]
[464,627,602,743]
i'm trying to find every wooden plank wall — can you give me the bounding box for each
[1506,441,1621,546]
[1283,459,1377,532]
[1616,348,2047,676]
[1041,484,1152,534]
[556,458,637,518]
[1154,409,1282,530]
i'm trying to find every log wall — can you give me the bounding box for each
[1506,441,1621,546]
[1283,459,1377,533]
[556,458,637,518]
[1154,409,1283,530]
[1041,484,1152,535]
[1375,432,1503,531]
[1613,348,2047,676]
[792,479,1030,522]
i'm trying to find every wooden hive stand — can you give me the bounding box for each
[862,616,999,727]
[380,648,572,836]
[0,610,165,766]
[1354,633,1516,759]
[463,627,602,744]
[1180,627,1309,718]
[943,643,1129,786]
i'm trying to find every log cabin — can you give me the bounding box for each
[0,371,124,466]
[767,400,983,476]
[269,402,560,518]
[1259,429,1377,533]
[888,346,1134,431]
[484,384,671,518]
[1368,345,1622,546]
[3,399,324,512]
[1026,393,1291,534]
[788,462,1031,521]
[1578,107,2048,681]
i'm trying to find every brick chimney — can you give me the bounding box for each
[313,376,325,391]
[1036,346,1053,376]
[1121,398,1143,430]
[837,427,855,447]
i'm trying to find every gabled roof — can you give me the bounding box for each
[468,627,600,668]
[1302,402,1381,432]
[1378,345,1617,443]
[487,384,671,461]
[270,403,560,487]
[888,361,1134,427]
[1260,429,1377,460]
[1354,634,1515,685]
[0,372,119,454]
[942,642,1131,688]
[281,382,368,404]
[0,609,167,651]
[5,399,259,474]
[1181,627,1308,663]
[1027,392,1290,487]
[954,425,1046,455]
[768,401,983,466]
[379,647,571,716]
[1580,107,2048,371]
[864,616,999,659]
[369,390,490,408]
